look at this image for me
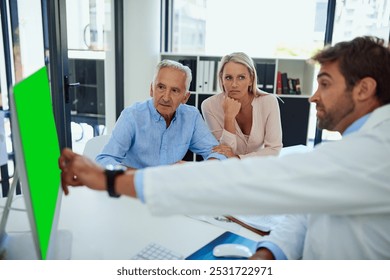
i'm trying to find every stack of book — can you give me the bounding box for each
[276,71,301,95]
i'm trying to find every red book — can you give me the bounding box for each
[276,71,282,95]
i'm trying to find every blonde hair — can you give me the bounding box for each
[218,52,259,96]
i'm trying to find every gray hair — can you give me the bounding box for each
[153,59,192,92]
[218,52,259,96]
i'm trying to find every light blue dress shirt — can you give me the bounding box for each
[96,99,225,169]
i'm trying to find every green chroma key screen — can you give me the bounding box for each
[13,66,61,259]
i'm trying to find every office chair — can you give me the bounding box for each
[83,134,110,160]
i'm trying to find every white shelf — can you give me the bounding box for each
[160,53,315,148]
[161,53,315,96]
[68,50,105,60]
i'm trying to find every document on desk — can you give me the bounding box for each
[187,215,242,232]
[230,214,287,232]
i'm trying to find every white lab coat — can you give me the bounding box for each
[143,104,390,259]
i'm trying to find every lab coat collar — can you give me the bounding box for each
[360,103,390,132]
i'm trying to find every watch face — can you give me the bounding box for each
[106,164,115,171]
[115,165,127,171]
[106,164,126,171]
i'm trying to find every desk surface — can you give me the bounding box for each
[3,188,262,260]
[59,188,262,259]
[2,146,311,259]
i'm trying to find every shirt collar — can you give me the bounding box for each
[343,113,371,136]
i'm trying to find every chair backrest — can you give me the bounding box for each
[83,134,111,160]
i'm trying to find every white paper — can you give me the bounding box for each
[231,214,287,232]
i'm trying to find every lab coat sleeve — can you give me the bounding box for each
[259,214,308,260]
[143,123,390,217]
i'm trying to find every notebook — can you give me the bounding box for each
[185,231,258,260]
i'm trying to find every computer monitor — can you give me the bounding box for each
[0,66,71,259]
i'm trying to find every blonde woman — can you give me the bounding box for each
[201,52,282,159]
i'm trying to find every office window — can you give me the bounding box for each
[320,0,390,142]
[0,0,46,197]
[333,0,390,44]
[170,0,328,58]
[6,0,45,84]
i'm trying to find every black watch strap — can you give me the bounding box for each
[105,169,124,197]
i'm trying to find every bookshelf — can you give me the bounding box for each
[160,53,315,97]
[160,53,315,158]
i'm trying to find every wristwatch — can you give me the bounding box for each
[105,165,126,198]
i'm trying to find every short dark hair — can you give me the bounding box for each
[311,36,390,105]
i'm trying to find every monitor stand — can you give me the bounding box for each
[0,229,72,260]
[0,171,72,260]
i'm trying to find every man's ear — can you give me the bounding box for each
[182,91,190,104]
[355,77,377,101]
[149,83,154,97]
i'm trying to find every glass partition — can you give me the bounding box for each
[66,0,114,153]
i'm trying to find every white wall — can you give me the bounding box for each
[123,0,161,107]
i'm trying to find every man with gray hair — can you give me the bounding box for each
[96,60,225,170]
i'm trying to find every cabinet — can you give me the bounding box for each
[68,58,105,136]
[160,54,315,159]
[69,58,105,115]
